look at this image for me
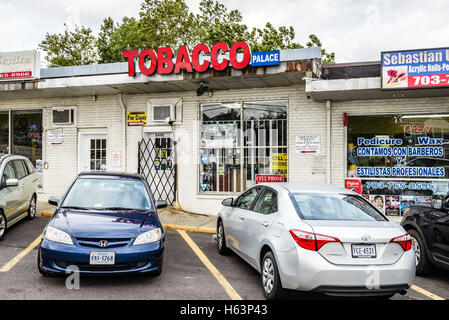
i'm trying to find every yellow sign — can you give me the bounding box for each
[270,153,287,175]
[127,111,147,126]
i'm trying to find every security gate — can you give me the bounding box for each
[138,137,176,205]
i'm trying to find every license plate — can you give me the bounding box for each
[89,252,115,265]
[351,244,376,258]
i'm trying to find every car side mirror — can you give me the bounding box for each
[155,200,168,209]
[222,198,234,207]
[5,178,19,187]
[432,199,443,210]
[48,197,61,207]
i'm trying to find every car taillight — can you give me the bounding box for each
[289,230,340,251]
[391,234,412,251]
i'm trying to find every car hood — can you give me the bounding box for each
[49,209,159,239]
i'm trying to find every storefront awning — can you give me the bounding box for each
[0,47,321,100]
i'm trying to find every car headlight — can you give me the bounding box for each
[133,228,162,245]
[44,226,74,245]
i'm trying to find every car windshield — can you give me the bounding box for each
[62,178,153,211]
[290,193,386,221]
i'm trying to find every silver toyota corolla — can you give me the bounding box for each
[216,183,416,299]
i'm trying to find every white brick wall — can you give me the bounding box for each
[3,85,446,216]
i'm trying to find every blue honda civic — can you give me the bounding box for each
[37,172,166,276]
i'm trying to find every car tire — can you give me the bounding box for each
[27,195,37,220]
[37,248,51,277]
[261,251,284,300]
[217,220,231,255]
[409,229,433,276]
[0,212,7,241]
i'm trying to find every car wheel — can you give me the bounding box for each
[37,248,51,277]
[0,212,7,241]
[408,229,433,276]
[217,220,231,255]
[261,251,284,300]
[27,195,37,220]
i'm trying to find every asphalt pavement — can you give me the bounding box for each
[0,213,448,300]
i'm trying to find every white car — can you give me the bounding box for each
[216,183,416,299]
[0,154,38,240]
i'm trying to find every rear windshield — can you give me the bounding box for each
[290,193,386,221]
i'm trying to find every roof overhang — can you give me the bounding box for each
[306,77,449,102]
[0,47,321,100]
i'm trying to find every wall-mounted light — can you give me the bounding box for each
[196,82,209,96]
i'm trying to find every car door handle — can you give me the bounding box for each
[239,216,245,221]
[261,221,269,228]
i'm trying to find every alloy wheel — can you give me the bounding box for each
[262,258,275,294]
[217,225,223,250]
[29,197,36,218]
[0,215,5,238]
[412,236,421,266]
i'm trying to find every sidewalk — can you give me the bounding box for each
[37,201,218,232]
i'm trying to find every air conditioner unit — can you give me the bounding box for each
[150,104,176,122]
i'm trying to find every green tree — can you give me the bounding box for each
[96,17,118,64]
[39,24,98,67]
[196,0,249,47]
[103,17,141,63]
[247,23,303,52]
[306,34,335,64]
[39,0,335,66]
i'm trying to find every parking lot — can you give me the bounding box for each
[0,215,448,300]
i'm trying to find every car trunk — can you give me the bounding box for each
[305,220,407,266]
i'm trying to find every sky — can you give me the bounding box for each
[1,0,449,65]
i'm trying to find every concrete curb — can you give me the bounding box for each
[163,224,215,234]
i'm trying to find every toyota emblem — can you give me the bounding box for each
[99,240,109,247]
[361,235,371,242]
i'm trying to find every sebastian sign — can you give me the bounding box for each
[0,50,40,81]
[123,41,251,76]
[382,47,449,89]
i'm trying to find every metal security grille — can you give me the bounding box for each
[138,138,177,205]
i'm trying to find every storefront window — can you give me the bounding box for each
[0,112,8,154]
[243,101,287,189]
[11,110,43,165]
[347,114,449,216]
[199,101,287,193]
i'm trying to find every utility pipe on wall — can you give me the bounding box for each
[119,93,127,172]
[326,100,331,185]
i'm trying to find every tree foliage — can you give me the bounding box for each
[39,0,335,67]
[39,24,98,66]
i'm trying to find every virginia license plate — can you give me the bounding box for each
[89,252,115,265]
[351,244,376,258]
